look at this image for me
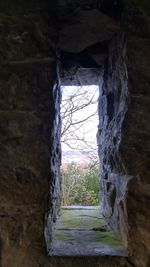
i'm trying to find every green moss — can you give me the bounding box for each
[62,217,104,228]
[53,208,125,253]
[60,208,105,229]
[95,231,122,247]
[55,231,72,241]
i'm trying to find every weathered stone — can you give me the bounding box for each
[0,1,150,267]
[97,32,129,247]
[97,15,150,267]
[120,25,150,266]
[0,5,60,266]
[0,66,56,111]
[59,10,120,53]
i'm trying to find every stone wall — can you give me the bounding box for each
[97,32,129,246]
[98,15,150,267]
[45,81,62,252]
[122,17,150,266]
[0,4,61,266]
[0,1,150,267]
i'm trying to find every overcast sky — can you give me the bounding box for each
[61,85,99,153]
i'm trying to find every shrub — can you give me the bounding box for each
[61,162,100,206]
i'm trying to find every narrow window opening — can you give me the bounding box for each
[61,85,99,207]
[49,84,127,256]
[47,47,128,256]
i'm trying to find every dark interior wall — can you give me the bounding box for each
[121,24,150,267]
[0,1,150,267]
[0,6,128,267]
[0,2,60,266]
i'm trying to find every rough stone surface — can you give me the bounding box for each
[121,19,150,266]
[50,207,127,257]
[45,81,62,251]
[98,15,150,267]
[59,10,120,53]
[60,67,103,86]
[97,32,129,245]
[0,1,150,267]
[0,5,60,267]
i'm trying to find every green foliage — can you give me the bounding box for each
[61,162,100,206]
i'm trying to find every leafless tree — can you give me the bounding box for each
[61,85,99,161]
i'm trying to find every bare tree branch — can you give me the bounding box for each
[61,85,99,159]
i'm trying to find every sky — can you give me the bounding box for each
[61,85,99,153]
